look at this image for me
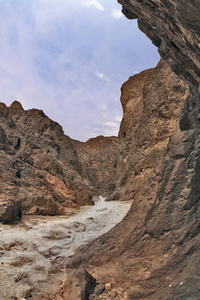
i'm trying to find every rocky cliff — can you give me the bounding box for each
[0,101,117,223]
[73,136,118,196]
[118,0,200,88]
[50,1,200,300]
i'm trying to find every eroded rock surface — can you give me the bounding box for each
[54,57,200,300]
[110,60,190,202]
[118,0,200,87]
[73,136,118,196]
[0,102,118,223]
[0,197,131,300]
[2,0,200,299]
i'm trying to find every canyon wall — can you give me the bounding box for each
[118,0,200,88]
[1,0,200,298]
[0,101,117,222]
[51,1,200,299]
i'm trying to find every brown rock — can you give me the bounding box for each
[0,101,117,222]
[72,135,118,196]
[2,2,200,300]
[60,60,200,299]
[105,283,112,291]
[118,0,200,87]
[110,289,118,298]
[55,295,64,300]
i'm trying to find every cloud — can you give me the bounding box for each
[99,104,107,110]
[112,9,123,19]
[94,71,109,81]
[114,115,122,122]
[83,0,104,11]
[104,121,118,127]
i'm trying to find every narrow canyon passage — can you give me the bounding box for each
[0,197,131,299]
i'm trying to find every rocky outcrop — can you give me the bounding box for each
[52,1,200,296]
[110,60,190,202]
[0,102,117,223]
[118,0,200,87]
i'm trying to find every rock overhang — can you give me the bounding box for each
[118,0,200,87]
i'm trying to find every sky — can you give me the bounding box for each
[0,0,160,141]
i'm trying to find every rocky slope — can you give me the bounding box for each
[0,101,117,223]
[49,1,200,299]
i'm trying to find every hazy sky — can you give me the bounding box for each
[0,0,160,141]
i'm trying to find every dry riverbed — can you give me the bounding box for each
[0,197,131,299]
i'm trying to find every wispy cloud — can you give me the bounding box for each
[83,0,104,11]
[112,9,123,19]
[99,103,107,110]
[114,115,122,122]
[94,71,109,81]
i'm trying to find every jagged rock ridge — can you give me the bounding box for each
[0,101,118,223]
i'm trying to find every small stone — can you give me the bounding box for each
[110,290,118,298]
[105,283,112,291]
[169,284,172,288]
[93,283,105,295]
[180,281,184,286]
[56,295,64,300]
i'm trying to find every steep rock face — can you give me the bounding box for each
[73,135,118,196]
[118,0,200,87]
[0,102,117,223]
[56,59,200,300]
[110,60,190,202]
[61,61,200,300]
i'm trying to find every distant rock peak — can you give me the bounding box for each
[9,100,24,111]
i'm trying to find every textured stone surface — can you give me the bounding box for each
[109,60,190,202]
[51,59,200,299]
[3,0,200,298]
[73,136,118,196]
[118,0,200,87]
[0,102,117,222]
[56,64,200,300]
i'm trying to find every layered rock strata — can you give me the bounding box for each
[0,101,117,223]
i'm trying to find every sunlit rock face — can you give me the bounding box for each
[110,60,190,202]
[0,101,118,223]
[56,1,200,300]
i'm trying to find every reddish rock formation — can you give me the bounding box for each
[0,102,117,223]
